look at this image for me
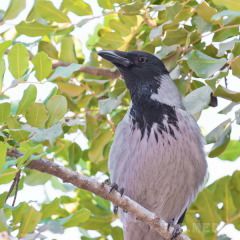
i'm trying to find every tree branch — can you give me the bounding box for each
[7,149,190,239]
[52,61,120,79]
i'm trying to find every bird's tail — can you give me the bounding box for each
[123,220,164,240]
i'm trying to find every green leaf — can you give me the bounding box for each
[183,86,212,116]
[8,116,30,142]
[22,123,63,144]
[212,0,240,11]
[41,198,68,219]
[233,42,240,57]
[17,85,37,114]
[62,208,91,227]
[231,57,240,77]
[38,41,58,59]
[35,0,70,23]
[25,103,49,128]
[213,27,239,42]
[206,119,231,144]
[109,19,131,36]
[0,59,5,92]
[12,203,42,237]
[162,29,188,46]
[219,140,240,161]
[16,21,56,37]
[196,1,217,23]
[60,36,77,63]
[218,102,238,114]
[88,130,113,162]
[0,168,18,184]
[187,50,227,78]
[48,63,81,81]
[57,82,85,97]
[208,124,231,158]
[214,85,240,102]
[68,143,82,169]
[120,2,144,15]
[62,0,92,16]
[0,209,8,231]
[0,102,11,124]
[98,0,113,9]
[212,11,240,25]
[4,0,26,20]
[0,41,12,58]
[25,169,52,186]
[46,95,68,127]
[32,52,52,80]
[99,97,122,115]
[8,44,29,79]
[0,142,8,169]
[192,16,212,33]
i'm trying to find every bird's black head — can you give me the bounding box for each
[98,50,168,102]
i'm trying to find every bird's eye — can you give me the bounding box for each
[138,56,148,63]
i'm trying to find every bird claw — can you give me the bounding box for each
[109,183,125,214]
[109,183,119,193]
[167,219,182,240]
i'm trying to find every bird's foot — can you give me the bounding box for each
[167,219,182,240]
[109,183,125,214]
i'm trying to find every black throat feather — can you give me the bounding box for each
[130,96,179,141]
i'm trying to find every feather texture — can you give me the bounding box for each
[109,107,207,239]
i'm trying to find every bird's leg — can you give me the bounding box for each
[109,183,125,214]
[167,218,182,240]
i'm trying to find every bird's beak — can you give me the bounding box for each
[98,50,132,67]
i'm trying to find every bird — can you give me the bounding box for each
[98,50,207,240]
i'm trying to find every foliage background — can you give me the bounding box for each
[0,0,240,239]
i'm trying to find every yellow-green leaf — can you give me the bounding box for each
[60,36,77,63]
[13,203,42,237]
[32,52,52,80]
[46,95,68,127]
[162,29,188,46]
[196,1,217,23]
[0,41,12,58]
[63,209,91,227]
[219,140,240,161]
[0,102,11,124]
[0,142,8,169]
[7,116,30,142]
[4,0,26,20]
[213,0,240,11]
[38,41,58,59]
[88,130,113,162]
[17,85,37,114]
[187,50,227,78]
[0,59,5,92]
[35,0,70,23]
[16,21,56,37]
[0,168,18,184]
[62,0,92,16]
[214,85,240,102]
[231,57,240,77]
[8,44,29,79]
[57,82,85,97]
[25,103,49,128]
